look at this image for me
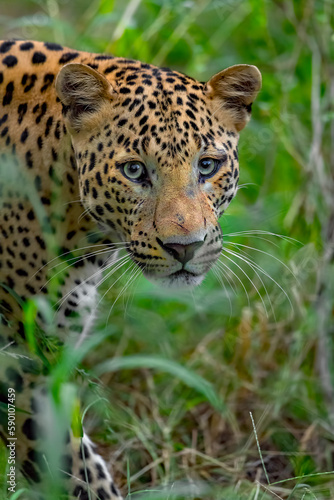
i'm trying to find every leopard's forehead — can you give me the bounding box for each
[110,63,211,126]
[98,63,235,167]
[107,60,202,94]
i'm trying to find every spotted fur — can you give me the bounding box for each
[0,40,261,498]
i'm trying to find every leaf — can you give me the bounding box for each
[95,355,226,413]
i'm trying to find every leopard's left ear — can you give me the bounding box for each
[205,64,261,131]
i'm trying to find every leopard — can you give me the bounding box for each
[0,39,261,499]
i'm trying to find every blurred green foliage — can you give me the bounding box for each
[1,0,334,498]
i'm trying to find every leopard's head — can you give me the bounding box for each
[56,59,261,288]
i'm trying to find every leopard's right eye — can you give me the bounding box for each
[121,161,147,182]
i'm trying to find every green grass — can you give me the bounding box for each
[1,0,334,498]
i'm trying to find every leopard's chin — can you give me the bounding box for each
[145,269,205,289]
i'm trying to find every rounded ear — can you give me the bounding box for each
[205,64,262,131]
[55,63,115,133]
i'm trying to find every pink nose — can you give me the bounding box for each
[157,238,205,265]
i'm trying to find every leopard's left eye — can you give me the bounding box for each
[198,153,228,181]
[198,158,216,176]
[198,157,224,181]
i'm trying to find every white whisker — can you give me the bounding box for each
[78,210,89,223]
[30,242,126,281]
[55,253,131,311]
[124,264,144,317]
[213,260,237,295]
[77,230,127,245]
[224,241,299,283]
[225,234,281,248]
[216,259,250,307]
[95,260,136,313]
[224,229,300,245]
[78,206,91,223]
[223,247,294,314]
[219,253,268,316]
[92,254,132,292]
[40,247,124,293]
[103,262,138,324]
[48,247,126,273]
[106,263,142,324]
[62,199,83,206]
[237,183,257,190]
[222,248,276,319]
[74,256,134,332]
[211,263,233,317]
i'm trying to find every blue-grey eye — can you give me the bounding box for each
[122,161,146,181]
[198,158,216,176]
[198,154,227,181]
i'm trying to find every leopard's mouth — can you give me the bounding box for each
[169,269,198,279]
[143,267,205,289]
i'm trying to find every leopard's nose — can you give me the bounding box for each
[157,238,205,265]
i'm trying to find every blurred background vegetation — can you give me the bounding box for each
[1,0,334,498]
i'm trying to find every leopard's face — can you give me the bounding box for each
[56,62,261,288]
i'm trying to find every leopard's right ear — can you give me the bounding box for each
[55,63,115,133]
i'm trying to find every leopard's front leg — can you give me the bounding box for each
[1,338,123,499]
[1,257,124,499]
